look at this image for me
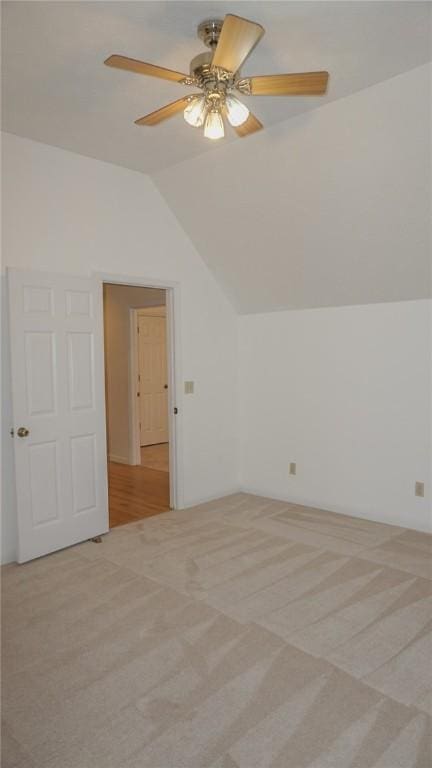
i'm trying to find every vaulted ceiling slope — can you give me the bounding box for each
[2,1,431,174]
[154,64,431,312]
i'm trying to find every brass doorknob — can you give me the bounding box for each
[17,427,30,438]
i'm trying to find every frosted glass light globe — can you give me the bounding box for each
[204,109,224,140]
[184,96,206,127]
[225,95,249,127]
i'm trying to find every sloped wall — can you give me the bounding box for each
[154,64,431,313]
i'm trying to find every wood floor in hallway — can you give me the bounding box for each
[140,442,169,472]
[108,456,170,527]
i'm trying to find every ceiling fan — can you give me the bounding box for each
[105,13,329,140]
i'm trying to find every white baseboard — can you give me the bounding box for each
[239,486,432,534]
[180,488,242,510]
[109,454,130,465]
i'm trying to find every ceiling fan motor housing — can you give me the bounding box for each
[189,51,213,78]
[189,50,236,93]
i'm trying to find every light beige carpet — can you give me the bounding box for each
[2,493,432,767]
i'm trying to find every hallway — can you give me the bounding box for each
[108,444,170,527]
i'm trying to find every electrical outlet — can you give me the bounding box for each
[415,481,425,498]
[289,462,297,476]
[184,381,194,395]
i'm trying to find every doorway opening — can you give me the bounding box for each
[103,283,172,528]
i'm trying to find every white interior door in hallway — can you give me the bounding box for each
[137,308,169,446]
[8,269,109,563]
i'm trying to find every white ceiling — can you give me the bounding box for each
[2,1,431,313]
[2,1,431,174]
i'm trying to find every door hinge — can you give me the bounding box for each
[174,407,178,415]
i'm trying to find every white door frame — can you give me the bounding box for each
[95,272,183,511]
[130,305,167,465]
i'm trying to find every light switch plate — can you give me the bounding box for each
[289,462,297,476]
[184,381,194,395]
[415,481,425,498]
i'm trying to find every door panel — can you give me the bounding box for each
[23,285,54,315]
[66,289,93,317]
[67,332,94,410]
[138,314,168,446]
[8,269,109,563]
[71,434,97,515]
[29,441,60,525]
[25,331,56,415]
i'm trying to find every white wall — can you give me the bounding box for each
[2,128,430,563]
[103,284,165,463]
[239,299,431,532]
[1,132,239,563]
[1,277,18,564]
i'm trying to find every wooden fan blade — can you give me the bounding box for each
[233,112,263,138]
[245,71,329,96]
[135,96,197,126]
[211,14,264,74]
[105,55,189,83]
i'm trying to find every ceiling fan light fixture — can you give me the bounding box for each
[183,95,207,127]
[204,108,224,140]
[106,14,329,142]
[225,94,250,127]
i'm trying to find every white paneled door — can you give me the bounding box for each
[138,311,169,446]
[8,270,109,563]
